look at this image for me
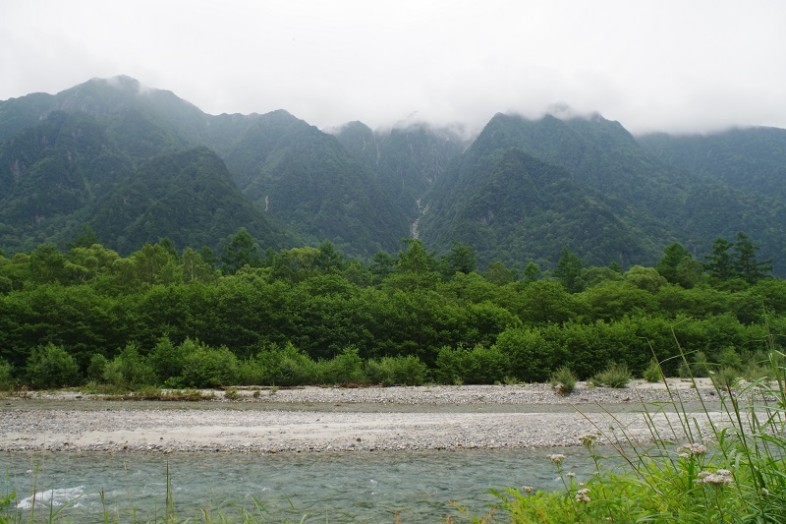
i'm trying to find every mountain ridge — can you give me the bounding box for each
[2,75,785,274]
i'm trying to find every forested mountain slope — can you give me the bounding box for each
[1,76,786,274]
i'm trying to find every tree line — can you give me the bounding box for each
[0,229,781,390]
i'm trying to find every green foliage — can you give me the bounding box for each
[435,345,508,385]
[365,356,429,386]
[318,346,367,385]
[244,343,318,386]
[0,358,14,390]
[25,343,80,389]
[181,343,239,388]
[105,343,156,389]
[494,328,555,382]
[149,336,189,385]
[86,353,108,382]
[550,366,576,396]
[554,248,586,293]
[591,362,632,388]
[642,358,663,383]
[221,228,262,274]
[0,236,784,390]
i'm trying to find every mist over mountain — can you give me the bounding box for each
[1,76,785,274]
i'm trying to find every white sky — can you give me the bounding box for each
[1,0,785,136]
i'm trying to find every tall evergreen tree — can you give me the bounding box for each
[553,248,585,293]
[221,228,261,274]
[733,232,772,283]
[705,237,736,280]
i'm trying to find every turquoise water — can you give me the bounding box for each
[1,449,600,523]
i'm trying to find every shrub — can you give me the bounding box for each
[0,358,14,391]
[716,345,743,370]
[591,362,632,388]
[434,345,508,385]
[365,356,429,386]
[86,354,108,382]
[494,328,555,382]
[318,347,367,385]
[679,350,710,378]
[249,343,318,386]
[181,344,239,388]
[149,336,189,384]
[642,358,663,383]
[550,366,576,396]
[711,366,740,392]
[25,343,80,389]
[111,343,156,389]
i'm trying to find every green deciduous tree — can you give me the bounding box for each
[25,343,80,389]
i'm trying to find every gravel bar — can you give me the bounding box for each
[0,380,732,453]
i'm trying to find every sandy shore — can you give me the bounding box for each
[0,380,734,453]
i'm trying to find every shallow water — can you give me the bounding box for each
[1,448,603,523]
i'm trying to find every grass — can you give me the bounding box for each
[482,337,786,523]
[590,362,632,388]
[550,366,577,396]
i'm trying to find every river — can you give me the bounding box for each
[2,448,602,523]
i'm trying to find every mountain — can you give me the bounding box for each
[335,122,465,222]
[638,127,786,202]
[0,110,132,251]
[90,147,284,253]
[2,75,786,275]
[418,114,659,268]
[223,111,411,256]
[417,111,786,273]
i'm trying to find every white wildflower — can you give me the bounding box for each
[575,488,591,503]
[548,453,566,464]
[678,443,707,457]
[697,469,733,486]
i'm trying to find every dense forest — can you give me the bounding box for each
[0,230,781,391]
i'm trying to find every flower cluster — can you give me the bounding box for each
[548,453,566,464]
[698,469,733,486]
[678,442,708,458]
[579,434,598,448]
[575,488,591,503]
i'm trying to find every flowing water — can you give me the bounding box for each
[1,448,603,523]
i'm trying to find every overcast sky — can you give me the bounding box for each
[2,0,785,136]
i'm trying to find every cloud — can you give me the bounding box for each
[1,0,785,135]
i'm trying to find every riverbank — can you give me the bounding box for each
[0,380,729,453]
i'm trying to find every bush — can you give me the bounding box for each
[679,350,710,378]
[110,343,156,389]
[365,356,429,386]
[592,362,632,388]
[711,366,740,392]
[550,366,576,396]
[0,358,14,391]
[149,336,189,384]
[642,358,663,383]
[181,344,239,388]
[435,345,508,385]
[86,354,108,382]
[494,328,556,382]
[25,343,80,389]
[318,347,367,385]
[247,343,318,386]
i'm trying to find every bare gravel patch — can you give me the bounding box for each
[0,380,728,453]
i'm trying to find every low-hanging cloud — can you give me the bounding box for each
[1,0,785,136]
